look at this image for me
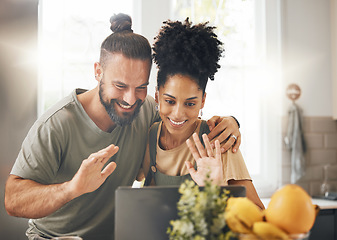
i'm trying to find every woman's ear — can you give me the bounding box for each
[201,92,207,109]
[94,62,103,81]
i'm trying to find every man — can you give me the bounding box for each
[5,13,241,240]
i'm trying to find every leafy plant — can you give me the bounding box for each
[167,179,236,240]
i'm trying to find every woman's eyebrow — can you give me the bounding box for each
[163,93,176,99]
[186,96,198,100]
[163,93,198,101]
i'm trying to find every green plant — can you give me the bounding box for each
[167,179,236,240]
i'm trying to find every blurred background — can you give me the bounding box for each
[0,0,38,239]
[1,0,336,239]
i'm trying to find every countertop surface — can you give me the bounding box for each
[261,198,337,210]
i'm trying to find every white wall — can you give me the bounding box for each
[332,0,337,119]
[281,0,332,117]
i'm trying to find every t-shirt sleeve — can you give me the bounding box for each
[222,149,252,183]
[10,120,63,184]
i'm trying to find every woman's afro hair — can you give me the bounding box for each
[153,18,223,89]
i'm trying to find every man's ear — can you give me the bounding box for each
[201,92,207,109]
[94,62,103,81]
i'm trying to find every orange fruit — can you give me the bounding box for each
[265,184,316,234]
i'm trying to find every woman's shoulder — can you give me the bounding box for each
[222,148,245,165]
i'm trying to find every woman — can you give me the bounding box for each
[138,18,264,209]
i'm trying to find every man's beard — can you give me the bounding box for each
[99,84,143,127]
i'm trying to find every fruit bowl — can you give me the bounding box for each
[237,232,310,240]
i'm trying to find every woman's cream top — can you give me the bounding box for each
[141,119,251,185]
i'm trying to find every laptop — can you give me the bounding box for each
[115,185,246,240]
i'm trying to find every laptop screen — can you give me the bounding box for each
[115,185,246,240]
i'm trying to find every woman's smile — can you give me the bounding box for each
[168,118,187,127]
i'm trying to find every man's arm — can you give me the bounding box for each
[206,116,241,153]
[5,175,74,219]
[5,144,118,219]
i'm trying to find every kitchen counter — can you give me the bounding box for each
[261,197,337,210]
[311,198,337,209]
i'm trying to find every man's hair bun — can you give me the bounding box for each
[110,13,133,33]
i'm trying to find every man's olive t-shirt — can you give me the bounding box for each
[11,89,159,240]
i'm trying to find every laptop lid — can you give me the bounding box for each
[115,185,246,240]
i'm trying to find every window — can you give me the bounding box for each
[38,0,133,113]
[39,0,282,196]
[171,0,282,196]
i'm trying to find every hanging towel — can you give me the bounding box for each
[284,102,306,183]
